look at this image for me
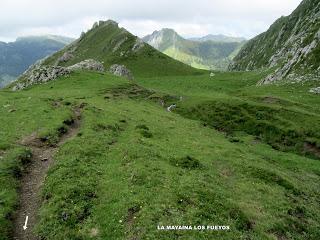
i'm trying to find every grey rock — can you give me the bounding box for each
[309,87,320,94]
[57,52,74,63]
[12,66,70,91]
[109,64,134,80]
[67,59,105,72]
[12,59,106,91]
[132,38,144,52]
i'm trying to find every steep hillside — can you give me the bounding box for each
[143,29,245,70]
[189,34,246,43]
[42,21,199,78]
[230,0,320,84]
[0,35,74,87]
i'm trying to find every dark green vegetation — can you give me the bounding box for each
[230,0,320,80]
[142,29,245,70]
[0,67,319,239]
[43,21,200,78]
[0,35,74,87]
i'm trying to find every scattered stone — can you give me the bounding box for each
[167,104,176,112]
[210,72,215,77]
[67,59,105,72]
[109,64,134,80]
[8,109,16,113]
[309,87,320,94]
[89,228,99,237]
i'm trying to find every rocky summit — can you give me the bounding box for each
[230,0,320,84]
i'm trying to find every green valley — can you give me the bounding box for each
[143,29,245,71]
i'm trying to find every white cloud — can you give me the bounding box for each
[0,0,302,42]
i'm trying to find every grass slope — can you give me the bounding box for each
[0,69,319,239]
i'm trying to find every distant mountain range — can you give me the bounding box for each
[143,29,246,70]
[230,0,320,84]
[189,34,246,43]
[0,35,74,87]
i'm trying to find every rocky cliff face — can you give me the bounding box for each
[230,0,320,84]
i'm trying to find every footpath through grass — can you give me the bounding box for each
[0,70,319,239]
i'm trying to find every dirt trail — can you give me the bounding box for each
[12,108,81,240]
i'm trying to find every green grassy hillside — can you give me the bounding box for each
[1,67,320,239]
[143,29,245,70]
[43,21,200,78]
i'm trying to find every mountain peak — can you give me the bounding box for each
[91,19,119,30]
[143,28,246,70]
[17,19,197,82]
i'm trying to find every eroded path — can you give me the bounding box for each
[12,108,81,240]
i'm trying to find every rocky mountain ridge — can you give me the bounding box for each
[11,20,199,89]
[230,0,320,84]
[189,34,246,43]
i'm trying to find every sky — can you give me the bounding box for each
[0,0,303,42]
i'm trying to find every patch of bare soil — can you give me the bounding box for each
[262,96,281,104]
[304,142,320,158]
[12,108,81,240]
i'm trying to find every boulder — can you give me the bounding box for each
[109,64,134,80]
[57,52,74,63]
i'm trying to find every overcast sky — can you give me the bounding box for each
[0,0,302,42]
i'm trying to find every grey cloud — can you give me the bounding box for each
[0,0,302,41]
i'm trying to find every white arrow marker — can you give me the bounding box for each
[23,216,28,230]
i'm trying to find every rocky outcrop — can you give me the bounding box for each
[12,59,105,91]
[12,66,70,91]
[109,64,134,80]
[67,59,105,72]
[132,38,145,52]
